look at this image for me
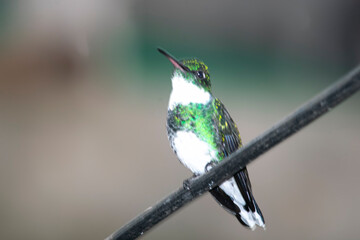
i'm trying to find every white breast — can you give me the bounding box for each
[172,131,217,175]
[168,73,211,110]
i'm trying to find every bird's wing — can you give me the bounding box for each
[210,98,257,213]
[212,98,242,158]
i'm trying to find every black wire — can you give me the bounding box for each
[106,65,360,240]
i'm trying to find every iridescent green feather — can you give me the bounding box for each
[180,59,211,91]
[168,98,242,162]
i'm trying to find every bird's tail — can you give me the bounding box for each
[210,168,265,230]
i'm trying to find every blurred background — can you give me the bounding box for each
[0,1,359,239]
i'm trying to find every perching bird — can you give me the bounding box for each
[159,48,265,229]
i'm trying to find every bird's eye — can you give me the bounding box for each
[196,71,205,79]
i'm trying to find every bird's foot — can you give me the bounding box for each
[183,174,200,190]
[205,161,217,172]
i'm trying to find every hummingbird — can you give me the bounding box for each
[158,48,265,229]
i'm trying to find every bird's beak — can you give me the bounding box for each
[158,48,189,73]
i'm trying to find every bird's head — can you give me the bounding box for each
[158,48,211,92]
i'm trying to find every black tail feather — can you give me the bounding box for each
[234,168,256,212]
[210,187,251,228]
[210,167,265,228]
[235,214,251,228]
[210,186,240,215]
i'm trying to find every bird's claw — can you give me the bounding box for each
[183,174,200,190]
[205,161,217,172]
